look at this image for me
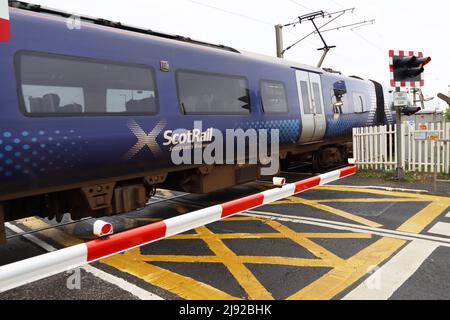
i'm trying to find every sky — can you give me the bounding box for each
[21,0,450,110]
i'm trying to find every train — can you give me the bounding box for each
[0,1,395,243]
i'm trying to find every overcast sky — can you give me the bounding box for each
[23,0,450,110]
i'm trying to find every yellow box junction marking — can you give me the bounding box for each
[11,186,450,300]
[99,217,376,300]
[288,237,406,300]
[316,186,450,234]
[271,197,383,228]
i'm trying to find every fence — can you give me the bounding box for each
[353,122,450,174]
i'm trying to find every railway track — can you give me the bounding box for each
[5,165,346,241]
[5,191,193,240]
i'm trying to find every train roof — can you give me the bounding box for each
[8,0,354,78]
[8,0,240,53]
[240,50,324,74]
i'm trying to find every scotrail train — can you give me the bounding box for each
[0,1,395,243]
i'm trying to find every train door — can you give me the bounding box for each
[296,70,326,143]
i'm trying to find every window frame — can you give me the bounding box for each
[14,50,160,117]
[175,69,252,116]
[259,79,289,114]
[300,80,313,115]
[311,82,323,115]
[352,91,368,114]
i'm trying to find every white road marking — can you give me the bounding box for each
[428,222,450,237]
[5,223,56,252]
[243,211,445,300]
[245,210,450,247]
[4,223,163,300]
[326,185,429,194]
[82,265,163,300]
[445,212,450,218]
[342,241,438,300]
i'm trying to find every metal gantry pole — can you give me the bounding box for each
[317,47,330,68]
[396,88,405,180]
[275,24,284,58]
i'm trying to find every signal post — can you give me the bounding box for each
[389,50,431,180]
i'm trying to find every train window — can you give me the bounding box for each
[352,92,367,113]
[22,85,85,113]
[312,82,323,115]
[260,80,288,113]
[176,70,250,115]
[300,81,312,114]
[107,89,156,113]
[16,51,158,116]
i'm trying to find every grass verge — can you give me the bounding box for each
[356,169,450,183]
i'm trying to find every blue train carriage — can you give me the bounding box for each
[0,2,393,244]
[314,72,395,170]
[258,55,395,171]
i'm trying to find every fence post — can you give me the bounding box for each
[411,126,417,171]
[364,126,369,169]
[353,128,357,165]
[375,126,379,170]
[407,123,412,172]
[388,124,393,170]
[401,122,406,172]
[447,123,450,174]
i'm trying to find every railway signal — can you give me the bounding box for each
[392,90,421,180]
[392,91,420,116]
[401,106,421,116]
[389,50,431,180]
[389,50,431,87]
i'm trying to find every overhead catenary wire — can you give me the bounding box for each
[186,0,273,26]
[288,0,314,12]
[287,0,382,53]
[179,0,377,61]
[323,0,385,52]
[319,19,375,34]
[186,0,321,47]
[281,8,352,55]
[182,0,360,65]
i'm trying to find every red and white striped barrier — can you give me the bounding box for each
[0,0,10,42]
[0,166,356,293]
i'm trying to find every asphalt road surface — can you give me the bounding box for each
[1,173,450,300]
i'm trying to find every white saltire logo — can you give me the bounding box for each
[123,120,280,176]
[122,120,167,160]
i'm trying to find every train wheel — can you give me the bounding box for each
[312,146,346,173]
